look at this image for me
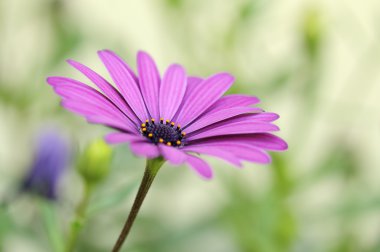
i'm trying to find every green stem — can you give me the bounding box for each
[39,200,64,252]
[112,158,164,252]
[65,182,93,252]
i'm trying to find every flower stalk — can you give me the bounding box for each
[112,158,164,252]
[65,183,93,252]
[39,200,65,252]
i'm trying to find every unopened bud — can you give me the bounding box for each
[77,139,112,185]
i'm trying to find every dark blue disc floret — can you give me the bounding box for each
[140,118,185,147]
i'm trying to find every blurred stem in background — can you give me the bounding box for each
[65,183,93,252]
[299,6,324,109]
[66,140,112,252]
[218,154,296,252]
[112,158,164,252]
[287,6,325,155]
[39,200,65,252]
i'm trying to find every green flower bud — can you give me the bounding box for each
[77,139,112,185]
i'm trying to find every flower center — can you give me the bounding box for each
[140,118,186,147]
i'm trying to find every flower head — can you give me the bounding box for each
[22,130,70,200]
[47,50,287,179]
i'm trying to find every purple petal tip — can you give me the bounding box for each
[280,141,289,151]
[46,76,58,86]
[97,49,109,56]
[217,72,235,82]
[137,50,149,58]
[66,59,76,65]
[98,49,115,56]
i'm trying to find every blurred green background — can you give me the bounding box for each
[1,0,380,251]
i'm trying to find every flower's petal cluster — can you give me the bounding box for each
[47,50,287,179]
[22,131,70,200]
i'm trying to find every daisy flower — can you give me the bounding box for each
[47,50,287,251]
[47,50,287,179]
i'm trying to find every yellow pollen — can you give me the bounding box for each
[148,133,153,138]
[142,128,147,132]
[167,142,172,146]
[182,132,186,136]
[176,140,181,145]
[171,122,175,126]
[141,123,146,127]
[166,119,170,124]
[151,118,155,122]
[145,119,149,123]
[177,124,181,129]
[159,138,164,143]
[160,118,164,121]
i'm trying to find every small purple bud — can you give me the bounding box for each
[21,130,70,200]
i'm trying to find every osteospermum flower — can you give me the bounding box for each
[47,50,287,179]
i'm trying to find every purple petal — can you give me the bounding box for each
[105,132,142,144]
[60,100,132,132]
[189,133,288,151]
[48,77,137,132]
[188,143,271,164]
[129,141,160,159]
[244,133,288,150]
[100,50,138,82]
[60,99,110,117]
[86,115,133,132]
[159,64,187,121]
[60,100,95,116]
[187,76,203,85]
[175,73,234,127]
[159,144,187,165]
[225,144,271,163]
[184,107,260,134]
[137,51,161,119]
[172,76,203,123]
[98,50,149,121]
[206,112,279,124]
[187,121,279,141]
[186,155,213,179]
[206,94,260,114]
[48,77,124,117]
[186,111,281,137]
[183,146,242,167]
[60,99,136,132]
[249,112,279,122]
[54,86,124,120]
[67,59,139,123]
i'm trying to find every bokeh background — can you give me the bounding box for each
[1,0,380,251]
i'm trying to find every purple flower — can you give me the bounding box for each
[47,50,287,179]
[22,130,70,200]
